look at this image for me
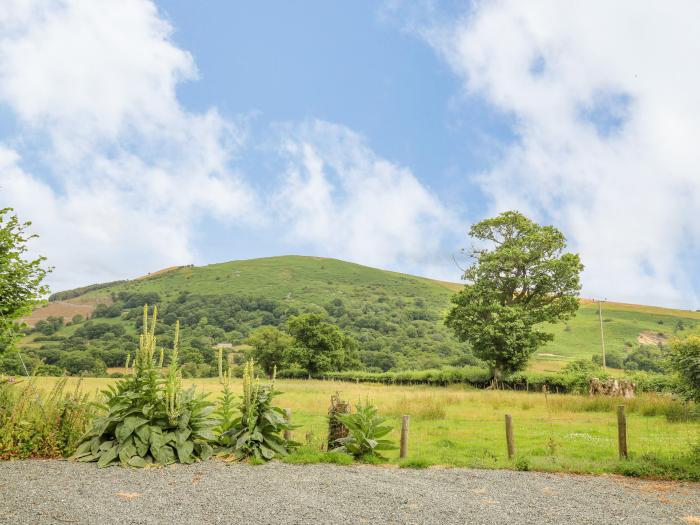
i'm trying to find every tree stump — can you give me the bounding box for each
[327,392,350,450]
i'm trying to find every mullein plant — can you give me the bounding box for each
[213,348,237,447]
[73,305,217,467]
[223,359,298,461]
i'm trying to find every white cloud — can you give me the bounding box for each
[273,120,456,275]
[409,0,700,307]
[0,0,257,291]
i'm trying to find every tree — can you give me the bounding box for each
[246,326,293,375]
[287,314,359,376]
[0,208,50,353]
[668,337,700,403]
[445,211,583,382]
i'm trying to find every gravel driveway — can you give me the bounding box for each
[1,460,698,524]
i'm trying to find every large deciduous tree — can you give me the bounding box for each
[445,211,583,383]
[245,326,293,375]
[0,208,50,354]
[287,313,359,376]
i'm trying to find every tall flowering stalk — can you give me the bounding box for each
[223,359,296,461]
[73,305,216,467]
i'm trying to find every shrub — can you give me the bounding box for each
[222,360,297,461]
[73,306,217,467]
[332,402,396,459]
[563,359,601,374]
[668,337,700,403]
[515,456,531,471]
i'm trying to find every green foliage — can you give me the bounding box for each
[563,359,602,374]
[399,458,431,468]
[282,446,354,465]
[0,377,94,459]
[222,360,296,460]
[34,316,64,335]
[213,348,237,446]
[668,336,700,403]
[515,456,531,471]
[325,366,493,386]
[0,208,50,354]
[245,326,293,375]
[446,211,583,380]
[623,345,668,373]
[332,402,396,459]
[592,350,625,369]
[73,306,216,467]
[287,313,360,375]
[615,451,700,482]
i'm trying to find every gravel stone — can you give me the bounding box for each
[1,460,698,524]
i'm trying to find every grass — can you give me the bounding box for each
[28,376,699,479]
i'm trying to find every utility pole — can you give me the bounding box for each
[597,299,606,369]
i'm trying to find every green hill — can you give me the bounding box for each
[12,255,700,376]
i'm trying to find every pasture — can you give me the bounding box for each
[31,376,699,477]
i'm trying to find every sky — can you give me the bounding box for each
[1,0,700,309]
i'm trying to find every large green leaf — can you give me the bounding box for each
[175,441,194,463]
[97,445,119,468]
[128,456,147,468]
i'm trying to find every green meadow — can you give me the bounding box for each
[30,376,700,479]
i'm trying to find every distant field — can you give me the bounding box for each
[31,376,698,476]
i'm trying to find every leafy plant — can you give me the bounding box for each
[332,402,396,459]
[214,347,237,447]
[223,359,297,461]
[72,306,217,467]
[0,376,93,459]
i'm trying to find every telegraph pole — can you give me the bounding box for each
[597,299,606,369]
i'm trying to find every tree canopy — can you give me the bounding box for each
[286,313,360,375]
[0,208,50,354]
[445,211,583,380]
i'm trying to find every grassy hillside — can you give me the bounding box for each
[15,255,700,375]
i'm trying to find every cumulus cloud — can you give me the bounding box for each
[273,120,456,275]
[406,0,700,307]
[0,0,256,291]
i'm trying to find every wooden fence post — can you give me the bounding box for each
[505,414,515,459]
[400,415,409,458]
[284,408,292,442]
[617,405,627,459]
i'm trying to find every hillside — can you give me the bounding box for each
[14,255,700,376]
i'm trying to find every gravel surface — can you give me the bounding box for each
[1,460,699,524]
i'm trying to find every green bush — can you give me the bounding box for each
[332,402,396,459]
[73,307,217,467]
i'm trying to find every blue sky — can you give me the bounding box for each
[159,0,498,260]
[1,1,699,308]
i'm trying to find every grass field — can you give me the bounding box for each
[30,376,699,477]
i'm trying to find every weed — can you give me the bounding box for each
[282,447,353,465]
[399,458,431,469]
[515,457,531,471]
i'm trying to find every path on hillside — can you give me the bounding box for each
[1,460,698,524]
